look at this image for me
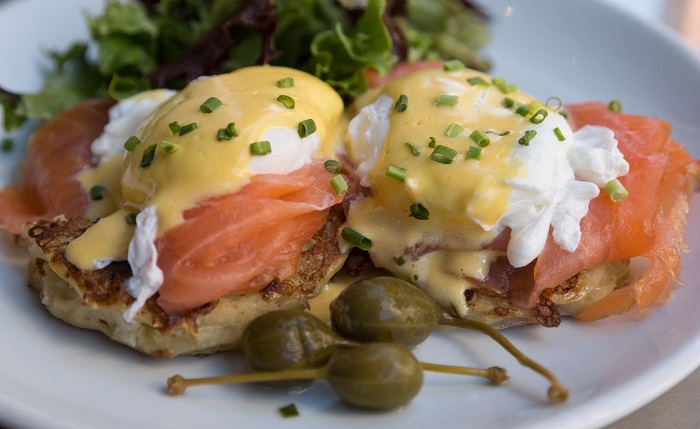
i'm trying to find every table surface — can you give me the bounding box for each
[0,1,698,428]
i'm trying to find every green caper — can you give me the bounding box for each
[242,310,346,372]
[330,276,441,348]
[326,342,423,410]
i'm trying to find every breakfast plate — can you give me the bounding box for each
[1,1,699,429]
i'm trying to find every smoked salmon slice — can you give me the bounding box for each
[0,99,113,234]
[531,103,698,320]
[155,160,345,314]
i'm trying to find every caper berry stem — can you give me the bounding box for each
[439,314,569,403]
[167,368,328,396]
[421,362,509,385]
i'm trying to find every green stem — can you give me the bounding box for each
[167,367,328,396]
[439,314,569,403]
[421,362,509,385]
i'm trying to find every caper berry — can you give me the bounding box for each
[330,276,442,348]
[242,310,344,372]
[326,342,423,410]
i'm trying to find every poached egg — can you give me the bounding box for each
[343,66,629,316]
[65,66,345,320]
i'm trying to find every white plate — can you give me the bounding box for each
[1,1,699,428]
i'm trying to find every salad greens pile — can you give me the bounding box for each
[0,0,490,132]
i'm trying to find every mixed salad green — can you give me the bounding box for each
[0,0,490,132]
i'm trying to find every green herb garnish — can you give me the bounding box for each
[278,403,299,418]
[430,145,458,164]
[330,175,349,196]
[276,77,294,88]
[249,141,272,156]
[199,97,223,113]
[89,185,107,201]
[324,159,342,174]
[395,94,408,112]
[341,227,372,251]
[386,164,408,182]
[297,119,317,138]
[409,202,430,220]
[123,136,141,152]
[140,143,157,167]
[276,95,295,109]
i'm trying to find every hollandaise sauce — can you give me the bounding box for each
[67,66,345,271]
[343,66,628,315]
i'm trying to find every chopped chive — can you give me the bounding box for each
[297,119,317,138]
[518,130,537,146]
[324,159,342,174]
[277,94,295,109]
[436,94,458,107]
[466,145,482,160]
[1,138,13,152]
[443,59,466,71]
[393,256,407,266]
[467,76,489,86]
[469,130,490,147]
[501,97,516,108]
[409,203,430,220]
[386,164,407,182]
[529,109,548,124]
[492,77,517,94]
[604,179,628,202]
[394,94,408,112]
[226,122,238,136]
[330,175,348,196]
[278,403,299,418]
[217,128,233,141]
[89,185,107,201]
[125,212,138,225]
[559,110,570,119]
[276,77,294,88]
[515,105,530,117]
[444,122,463,138]
[179,122,198,135]
[405,142,421,156]
[546,97,563,111]
[428,136,437,148]
[553,127,566,141]
[341,227,372,250]
[430,145,458,164]
[140,144,157,167]
[608,100,623,113]
[249,141,272,156]
[199,97,223,113]
[485,130,511,137]
[168,121,181,134]
[161,140,179,154]
[123,136,141,152]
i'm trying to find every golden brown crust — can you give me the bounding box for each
[25,208,348,358]
[455,259,632,329]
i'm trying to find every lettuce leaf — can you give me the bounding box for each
[1,0,490,131]
[0,44,103,130]
[309,0,395,99]
[400,0,491,70]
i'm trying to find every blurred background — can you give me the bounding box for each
[607,0,700,49]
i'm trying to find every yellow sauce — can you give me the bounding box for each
[122,66,344,234]
[67,66,344,270]
[345,67,550,315]
[66,208,134,270]
[79,155,123,220]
